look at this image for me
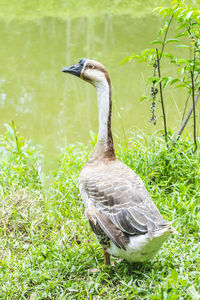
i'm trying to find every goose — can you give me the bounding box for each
[62,58,176,265]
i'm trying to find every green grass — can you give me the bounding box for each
[0,124,199,299]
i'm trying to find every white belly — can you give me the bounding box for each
[107,230,171,262]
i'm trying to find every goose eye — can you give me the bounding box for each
[88,65,95,69]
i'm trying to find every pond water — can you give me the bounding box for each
[0,4,199,171]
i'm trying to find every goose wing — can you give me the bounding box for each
[79,161,167,248]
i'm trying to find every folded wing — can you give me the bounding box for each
[81,165,167,248]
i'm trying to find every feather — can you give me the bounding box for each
[79,159,170,249]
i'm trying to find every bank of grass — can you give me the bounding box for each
[0,125,199,299]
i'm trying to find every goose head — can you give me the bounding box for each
[62,58,110,87]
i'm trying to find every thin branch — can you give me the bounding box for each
[159,4,179,60]
[176,88,200,141]
[191,61,197,152]
[181,74,199,122]
[150,5,179,141]
[156,48,168,142]
[181,92,191,123]
[187,26,200,51]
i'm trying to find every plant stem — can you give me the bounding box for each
[181,74,199,123]
[156,48,168,143]
[12,120,21,154]
[156,5,179,141]
[181,92,191,123]
[176,88,200,141]
[190,67,197,152]
[187,26,200,51]
[159,4,179,60]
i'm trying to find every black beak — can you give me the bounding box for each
[62,63,82,77]
[62,58,87,77]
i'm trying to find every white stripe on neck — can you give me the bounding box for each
[95,78,110,144]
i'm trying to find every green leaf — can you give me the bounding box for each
[164,38,181,45]
[170,269,178,281]
[153,7,162,12]
[175,83,188,89]
[155,7,169,17]
[155,79,163,86]
[170,0,179,5]
[120,56,131,65]
[151,40,163,45]
[176,45,190,48]
[163,77,172,89]
[175,32,188,37]
[142,48,156,56]
[120,53,140,64]
[176,23,189,30]
[170,78,180,85]
[139,96,148,102]
[177,59,188,65]
[146,77,161,86]
[162,52,175,60]
[185,11,193,20]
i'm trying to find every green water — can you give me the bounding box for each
[0,1,199,170]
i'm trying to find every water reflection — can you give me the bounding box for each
[0,15,199,170]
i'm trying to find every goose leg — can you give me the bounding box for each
[103,248,110,265]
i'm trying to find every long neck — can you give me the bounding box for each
[91,77,115,161]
